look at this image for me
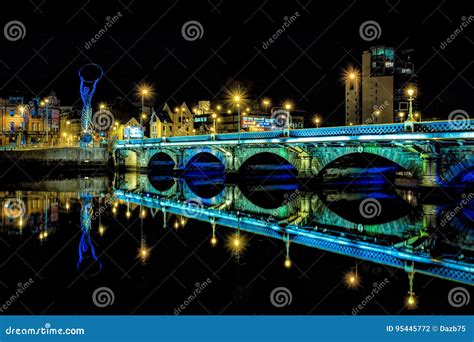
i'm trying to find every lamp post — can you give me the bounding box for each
[284,102,292,136]
[262,99,270,114]
[407,87,415,122]
[314,116,321,128]
[212,113,217,134]
[232,91,242,144]
[41,99,49,146]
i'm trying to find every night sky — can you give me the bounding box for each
[1,0,473,125]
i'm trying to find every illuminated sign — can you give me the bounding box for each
[242,116,274,129]
[124,126,143,139]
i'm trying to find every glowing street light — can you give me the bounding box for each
[406,87,416,123]
[262,99,271,113]
[314,116,321,128]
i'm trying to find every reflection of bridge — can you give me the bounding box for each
[114,185,474,285]
[114,120,474,188]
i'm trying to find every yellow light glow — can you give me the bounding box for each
[211,236,217,246]
[407,88,415,97]
[342,66,360,83]
[126,211,131,218]
[406,294,417,309]
[112,207,117,214]
[226,233,246,254]
[99,103,106,110]
[174,221,179,229]
[227,110,231,114]
[284,258,292,269]
[65,202,70,210]
[344,271,361,289]
[263,99,270,106]
[141,114,147,119]
[66,120,71,125]
[212,113,217,119]
[138,245,151,262]
[284,102,292,110]
[141,209,146,218]
[216,105,222,110]
[99,226,105,236]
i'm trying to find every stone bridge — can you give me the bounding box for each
[114,120,474,188]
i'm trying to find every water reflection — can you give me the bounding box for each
[1,171,473,313]
[115,171,473,288]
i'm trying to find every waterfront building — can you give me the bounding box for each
[345,46,417,125]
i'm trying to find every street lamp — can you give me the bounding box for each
[314,116,321,128]
[406,87,416,123]
[262,99,270,114]
[41,99,49,145]
[212,113,217,134]
[139,86,150,129]
[284,102,293,135]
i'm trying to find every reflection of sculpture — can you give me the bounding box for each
[77,193,101,272]
[78,64,103,147]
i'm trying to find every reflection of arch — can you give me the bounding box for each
[148,152,176,169]
[314,149,418,178]
[147,174,175,192]
[312,193,420,236]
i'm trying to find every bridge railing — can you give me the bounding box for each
[114,119,474,146]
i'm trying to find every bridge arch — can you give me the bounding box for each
[235,148,300,174]
[148,151,176,169]
[442,154,474,184]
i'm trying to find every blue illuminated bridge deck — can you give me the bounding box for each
[115,189,474,286]
[115,120,474,148]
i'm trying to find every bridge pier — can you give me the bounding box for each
[420,154,441,188]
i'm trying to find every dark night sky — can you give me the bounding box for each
[0,0,473,125]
